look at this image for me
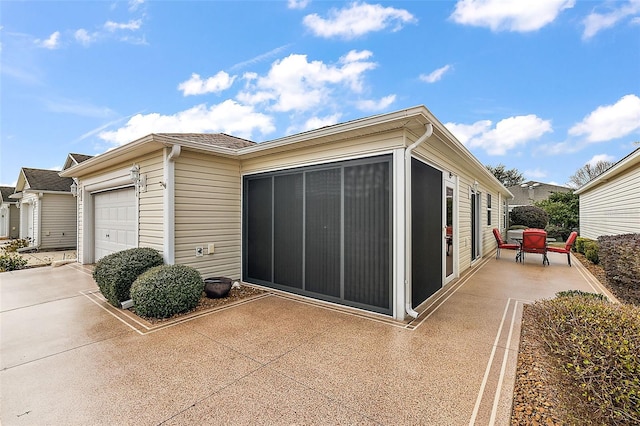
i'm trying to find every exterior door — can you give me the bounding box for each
[444,177,456,284]
[94,188,137,261]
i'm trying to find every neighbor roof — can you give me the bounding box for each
[20,168,74,192]
[0,186,16,203]
[508,181,571,206]
[158,133,256,149]
[63,153,94,170]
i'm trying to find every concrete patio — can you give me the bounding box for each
[0,252,613,425]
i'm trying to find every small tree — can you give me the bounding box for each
[510,205,549,229]
[535,191,579,229]
[568,161,613,188]
[486,163,524,187]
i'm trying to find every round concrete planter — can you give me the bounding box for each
[204,277,232,298]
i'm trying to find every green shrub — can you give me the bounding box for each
[510,206,549,230]
[130,264,204,318]
[598,234,640,305]
[0,252,28,272]
[584,240,599,265]
[529,295,640,425]
[92,247,164,307]
[556,289,608,301]
[3,238,31,253]
[545,224,572,242]
[575,237,594,254]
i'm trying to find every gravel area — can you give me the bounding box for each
[134,284,266,324]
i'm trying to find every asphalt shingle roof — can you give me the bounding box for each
[22,168,74,192]
[69,153,93,164]
[0,186,16,202]
[157,133,256,149]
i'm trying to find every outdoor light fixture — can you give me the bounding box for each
[129,164,147,194]
[70,180,78,197]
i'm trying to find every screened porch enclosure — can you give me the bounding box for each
[243,155,393,315]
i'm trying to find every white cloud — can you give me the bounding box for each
[229,45,291,71]
[35,31,60,49]
[450,0,575,32]
[288,113,343,134]
[447,115,552,155]
[178,72,236,96]
[236,50,377,113]
[104,19,142,32]
[42,97,115,118]
[49,165,63,172]
[99,100,275,145]
[583,0,640,39]
[586,153,616,166]
[288,0,310,10]
[419,65,452,83]
[568,94,640,142]
[355,95,396,111]
[303,2,416,39]
[524,168,547,179]
[445,120,492,145]
[74,29,98,46]
[129,0,145,12]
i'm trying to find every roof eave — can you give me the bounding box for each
[575,148,640,195]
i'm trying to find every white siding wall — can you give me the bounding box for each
[579,166,640,239]
[174,151,242,279]
[39,194,77,250]
[138,153,165,252]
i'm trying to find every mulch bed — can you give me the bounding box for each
[133,285,266,325]
[510,252,614,425]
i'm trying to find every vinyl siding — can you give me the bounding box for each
[138,153,165,252]
[174,150,242,279]
[579,165,640,239]
[39,194,77,250]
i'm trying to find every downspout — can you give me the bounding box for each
[404,123,433,319]
[164,144,181,264]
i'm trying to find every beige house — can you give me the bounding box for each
[61,106,512,320]
[574,147,640,239]
[12,168,77,250]
[0,186,20,239]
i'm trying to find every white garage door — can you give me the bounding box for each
[94,187,137,261]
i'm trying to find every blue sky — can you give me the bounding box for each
[1,0,639,188]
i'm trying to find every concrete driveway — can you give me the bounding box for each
[1,253,612,425]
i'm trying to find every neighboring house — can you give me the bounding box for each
[61,106,512,321]
[507,180,572,210]
[574,147,640,239]
[63,153,94,170]
[0,186,20,239]
[12,168,77,250]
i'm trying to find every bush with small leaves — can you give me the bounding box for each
[92,247,164,307]
[130,264,204,319]
[584,240,599,265]
[3,238,31,253]
[598,233,640,305]
[0,252,28,272]
[510,206,549,230]
[529,293,640,425]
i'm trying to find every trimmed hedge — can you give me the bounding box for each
[529,292,640,425]
[93,247,164,307]
[510,206,549,230]
[598,234,640,305]
[130,264,204,318]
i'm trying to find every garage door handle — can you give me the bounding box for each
[105,234,110,238]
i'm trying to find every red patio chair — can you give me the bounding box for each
[492,228,519,259]
[547,231,578,266]
[521,229,549,265]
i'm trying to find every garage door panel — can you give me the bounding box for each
[94,188,137,261]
